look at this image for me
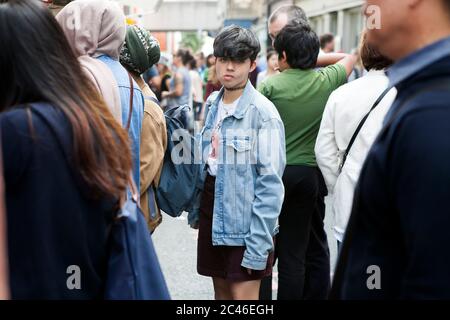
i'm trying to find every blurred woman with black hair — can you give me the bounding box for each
[0,0,132,299]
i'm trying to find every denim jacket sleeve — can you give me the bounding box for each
[242,117,286,270]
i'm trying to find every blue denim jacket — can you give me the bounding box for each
[97,55,144,191]
[190,81,286,270]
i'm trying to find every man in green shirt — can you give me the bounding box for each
[259,22,356,300]
[259,63,347,165]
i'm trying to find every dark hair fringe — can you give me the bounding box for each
[213,25,260,62]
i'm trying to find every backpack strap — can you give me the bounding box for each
[147,184,158,219]
[339,87,391,173]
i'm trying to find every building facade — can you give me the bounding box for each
[296,0,365,53]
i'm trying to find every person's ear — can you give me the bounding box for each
[249,60,257,73]
[280,51,287,63]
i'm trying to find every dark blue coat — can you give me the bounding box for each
[332,36,450,299]
[1,103,116,299]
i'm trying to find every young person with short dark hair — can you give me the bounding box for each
[191,25,286,300]
[259,22,356,300]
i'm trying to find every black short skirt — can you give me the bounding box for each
[197,174,274,282]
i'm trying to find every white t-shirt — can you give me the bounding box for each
[189,70,204,103]
[256,70,268,88]
[207,97,240,176]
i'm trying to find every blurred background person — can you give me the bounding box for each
[162,48,193,129]
[143,65,161,98]
[187,58,204,131]
[269,5,353,69]
[195,52,207,81]
[203,53,217,85]
[256,50,280,88]
[202,64,222,123]
[320,33,335,54]
[348,48,366,82]
[155,55,172,104]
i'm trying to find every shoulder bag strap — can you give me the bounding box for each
[126,73,134,131]
[339,87,391,173]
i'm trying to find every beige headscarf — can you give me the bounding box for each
[55,0,126,125]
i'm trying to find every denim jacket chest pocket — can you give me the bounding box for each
[223,136,254,175]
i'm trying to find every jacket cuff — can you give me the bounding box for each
[241,250,268,271]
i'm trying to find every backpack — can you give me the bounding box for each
[152,103,200,217]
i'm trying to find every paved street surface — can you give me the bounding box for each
[153,196,338,300]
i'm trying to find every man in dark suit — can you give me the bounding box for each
[331,0,450,299]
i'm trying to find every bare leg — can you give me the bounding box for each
[229,280,261,300]
[212,277,233,300]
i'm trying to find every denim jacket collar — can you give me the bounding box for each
[209,80,257,120]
